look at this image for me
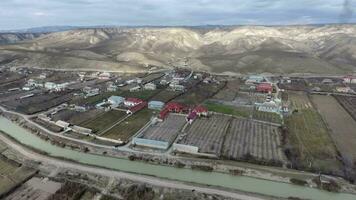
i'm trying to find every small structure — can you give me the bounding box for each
[144,82,157,90]
[255,99,282,114]
[108,96,125,107]
[186,111,197,124]
[193,105,208,116]
[73,105,86,112]
[127,101,147,114]
[83,87,99,97]
[99,72,111,80]
[148,101,165,110]
[169,83,185,91]
[129,85,141,92]
[245,75,265,85]
[124,98,144,107]
[107,82,118,92]
[336,87,353,93]
[321,78,333,84]
[343,75,356,84]
[55,120,70,130]
[256,83,273,93]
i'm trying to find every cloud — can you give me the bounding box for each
[0,0,355,30]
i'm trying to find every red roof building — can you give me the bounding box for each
[165,102,185,113]
[124,97,144,107]
[193,105,208,116]
[159,108,170,120]
[127,101,147,114]
[256,83,273,93]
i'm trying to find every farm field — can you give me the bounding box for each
[80,110,127,134]
[212,79,239,101]
[67,109,104,125]
[139,114,186,144]
[175,82,224,105]
[151,89,182,103]
[252,110,282,124]
[101,109,153,142]
[0,156,37,197]
[140,72,164,84]
[203,101,250,118]
[334,95,356,121]
[222,118,285,165]
[311,95,356,164]
[285,108,342,173]
[287,91,313,110]
[177,114,231,155]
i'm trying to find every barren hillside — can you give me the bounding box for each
[1,25,356,74]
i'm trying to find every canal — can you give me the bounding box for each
[0,116,355,200]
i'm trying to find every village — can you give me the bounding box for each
[1,65,356,191]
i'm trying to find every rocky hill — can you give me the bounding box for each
[1,25,356,74]
[0,33,44,44]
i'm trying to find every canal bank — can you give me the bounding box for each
[0,116,356,200]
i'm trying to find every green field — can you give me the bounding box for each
[102,109,153,142]
[285,109,342,172]
[80,110,127,133]
[151,89,182,103]
[204,101,250,118]
[175,83,224,105]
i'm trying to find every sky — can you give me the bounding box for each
[0,0,355,30]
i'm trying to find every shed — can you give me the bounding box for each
[108,96,125,107]
[148,101,165,110]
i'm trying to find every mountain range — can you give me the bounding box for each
[0,25,356,75]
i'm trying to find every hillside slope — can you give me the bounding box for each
[0,25,356,74]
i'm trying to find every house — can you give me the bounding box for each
[73,105,86,112]
[255,99,282,114]
[98,72,111,80]
[127,101,147,114]
[256,83,273,93]
[39,73,47,79]
[148,101,165,110]
[108,96,125,107]
[165,102,185,113]
[321,78,333,84]
[44,82,68,91]
[55,120,70,130]
[124,98,143,107]
[160,79,169,85]
[336,87,353,93]
[83,87,99,97]
[107,82,118,92]
[245,75,265,85]
[169,83,185,91]
[144,83,157,90]
[44,82,56,90]
[343,75,356,84]
[129,85,141,92]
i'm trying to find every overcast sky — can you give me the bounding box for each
[0,0,355,30]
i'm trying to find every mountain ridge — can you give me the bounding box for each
[0,24,356,74]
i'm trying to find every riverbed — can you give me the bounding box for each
[0,116,355,200]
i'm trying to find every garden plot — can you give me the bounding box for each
[177,114,231,155]
[222,118,285,165]
[288,91,313,110]
[334,95,356,121]
[80,110,127,134]
[137,114,186,146]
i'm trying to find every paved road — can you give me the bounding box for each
[0,133,267,200]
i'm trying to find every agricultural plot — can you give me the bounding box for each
[141,72,164,84]
[213,79,240,101]
[288,91,313,110]
[175,82,224,105]
[80,110,127,134]
[278,78,307,91]
[252,110,282,124]
[0,156,36,197]
[67,109,104,125]
[222,118,285,165]
[101,109,153,142]
[177,114,231,155]
[334,95,356,120]
[151,89,182,103]
[139,114,186,144]
[312,95,356,165]
[285,109,341,172]
[204,101,250,118]
[8,91,75,114]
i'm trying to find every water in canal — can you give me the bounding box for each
[0,117,355,200]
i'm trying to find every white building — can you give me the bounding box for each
[108,96,125,107]
[99,72,111,80]
[169,83,185,91]
[129,85,141,92]
[144,83,157,90]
